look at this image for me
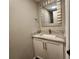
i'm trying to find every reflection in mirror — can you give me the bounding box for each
[40,0,62,27]
[45,2,57,24]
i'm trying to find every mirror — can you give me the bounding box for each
[40,0,62,27]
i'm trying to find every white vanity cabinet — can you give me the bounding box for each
[46,41,64,59]
[33,38,44,58]
[33,38,65,59]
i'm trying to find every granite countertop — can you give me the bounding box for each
[32,33,65,43]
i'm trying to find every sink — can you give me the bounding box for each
[41,34,56,39]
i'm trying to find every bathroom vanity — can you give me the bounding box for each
[32,0,66,59]
[32,33,65,59]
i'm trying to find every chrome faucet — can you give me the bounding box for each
[48,29,52,34]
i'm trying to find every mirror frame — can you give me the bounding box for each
[39,0,65,27]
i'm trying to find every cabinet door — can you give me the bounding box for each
[46,42,63,59]
[33,38,44,58]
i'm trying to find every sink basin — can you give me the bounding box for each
[41,34,56,39]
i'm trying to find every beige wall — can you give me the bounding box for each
[9,0,39,59]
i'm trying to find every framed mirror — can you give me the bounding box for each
[40,0,63,27]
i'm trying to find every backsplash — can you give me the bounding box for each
[40,28,64,34]
[40,28,65,38]
[39,20,65,35]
